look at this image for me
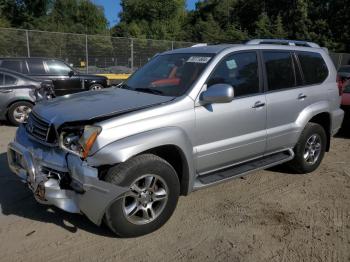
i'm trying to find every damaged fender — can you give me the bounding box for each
[86,127,196,195]
[67,154,129,225]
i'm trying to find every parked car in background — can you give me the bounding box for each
[340,80,350,111]
[337,66,350,110]
[0,68,54,125]
[7,39,344,237]
[0,57,109,96]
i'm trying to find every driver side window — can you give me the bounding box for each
[207,52,260,97]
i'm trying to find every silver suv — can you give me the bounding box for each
[7,39,344,237]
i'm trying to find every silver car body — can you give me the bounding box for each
[7,43,344,225]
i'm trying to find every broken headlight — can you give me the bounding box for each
[59,125,102,159]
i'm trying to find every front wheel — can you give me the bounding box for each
[288,123,327,173]
[104,154,180,237]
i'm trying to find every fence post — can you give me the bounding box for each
[171,41,174,50]
[25,30,30,57]
[130,38,134,71]
[338,53,343,69]
[85,34,89,74]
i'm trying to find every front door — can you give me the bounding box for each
[195,51,267,174]
[44,59,82,96]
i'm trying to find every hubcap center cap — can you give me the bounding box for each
[139,192,152,204]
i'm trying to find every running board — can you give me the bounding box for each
[194,149,294,189]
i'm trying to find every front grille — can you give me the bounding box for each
[26,113,56,144]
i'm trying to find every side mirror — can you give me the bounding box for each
[68,70,74,77]
[200,84,234,104]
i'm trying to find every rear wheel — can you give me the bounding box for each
[104,154,180,237]
[288,123,327,173]
[89,84,103,91]
[7,101,33,126]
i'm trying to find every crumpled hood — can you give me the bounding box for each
[33,88,174,127]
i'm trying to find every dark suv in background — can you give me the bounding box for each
[0,57,109,96]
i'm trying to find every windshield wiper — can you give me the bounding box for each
[134,88,163,95]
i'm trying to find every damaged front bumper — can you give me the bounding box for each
[7,125,128,225]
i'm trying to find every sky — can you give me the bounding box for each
[92,0,198,27]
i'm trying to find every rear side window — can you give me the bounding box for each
[297,52,328,85]
[263,51,295,91]
[27,60,46,74]
[5,74,17,85]
[0,60,26,73]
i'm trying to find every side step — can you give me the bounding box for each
[194,149,294,189]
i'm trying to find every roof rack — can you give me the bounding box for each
[245,39,320,48]
[191,43,208,47]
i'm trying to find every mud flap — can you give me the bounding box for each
[67,154,128,225]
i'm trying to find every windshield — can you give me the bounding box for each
[121,53,214,96]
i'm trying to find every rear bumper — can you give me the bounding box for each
[7,125,128,225]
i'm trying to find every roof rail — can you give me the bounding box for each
[191,43,207,47]
[246,39,320,48]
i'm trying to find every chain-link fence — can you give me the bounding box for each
[329,53,350,70]
[0,27,349,74]
[0,27,195,74]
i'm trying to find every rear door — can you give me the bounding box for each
[0,73,18,111]
[264,50,329,154]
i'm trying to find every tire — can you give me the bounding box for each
[288,123,327,174]
[104,154,180,237]
[7,101,33,126]
[89,84,103,91]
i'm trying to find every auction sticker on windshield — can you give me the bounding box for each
[187,56,211,63]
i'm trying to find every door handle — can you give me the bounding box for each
[298,93,307,100]
[252,101,265,108]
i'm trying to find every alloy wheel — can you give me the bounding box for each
[13,105,31,123]
[122,174,168,225]
[303,134,322,165]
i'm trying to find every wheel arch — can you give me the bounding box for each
[88,127,195,195]
[141,145,190,196]
[6,98,35,109]
[308,112,331,152]
[296,101,332,152]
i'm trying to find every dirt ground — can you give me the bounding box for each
[0,118,349,262]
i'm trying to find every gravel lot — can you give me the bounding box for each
[0,117,349,262]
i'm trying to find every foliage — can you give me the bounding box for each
[0,0,109,34]
[112,0,186,40]
[0,0,349,52]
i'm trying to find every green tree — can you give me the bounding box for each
[274,14,287,38]
[44,0,108,34]
[255,12,273,38]
[292,0,311,40]
[112,0,186,40]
